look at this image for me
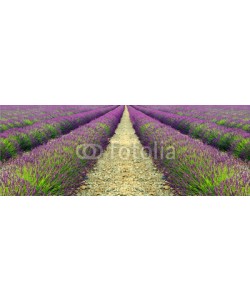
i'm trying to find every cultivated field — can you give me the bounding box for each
[0,105,249,196]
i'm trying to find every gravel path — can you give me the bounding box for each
[77,107,174,196]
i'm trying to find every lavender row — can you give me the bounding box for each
[143,105,250,133]
[133,106,250,161]
[0,106,124,196]
[0,105,108,132]
[0,106,117,161]
[128,106,250,196]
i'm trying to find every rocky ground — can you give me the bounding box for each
[77,107,174,196]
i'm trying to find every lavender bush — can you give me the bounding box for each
[142,105,250,133]
[133,106,250,161]
[0,106,124,196]
[128,106,250,196]
[0,106,117,161]
[0,105,108,132]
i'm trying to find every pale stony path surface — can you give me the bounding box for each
[77,107,174,196]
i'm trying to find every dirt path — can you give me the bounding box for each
[77,107,174,196]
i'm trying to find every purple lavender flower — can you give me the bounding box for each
[0,106,124,196]
[0,106,117,161]
[128,106,250,196]
[133,106,250,161]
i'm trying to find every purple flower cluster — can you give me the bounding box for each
[128,106,250,196]
[0,106,124,196]
[0,105,107,132]
[133,106,250,161]
[142,105,250,132]
[0,106,117,161]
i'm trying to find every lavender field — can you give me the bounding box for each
[0,105,249,196]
